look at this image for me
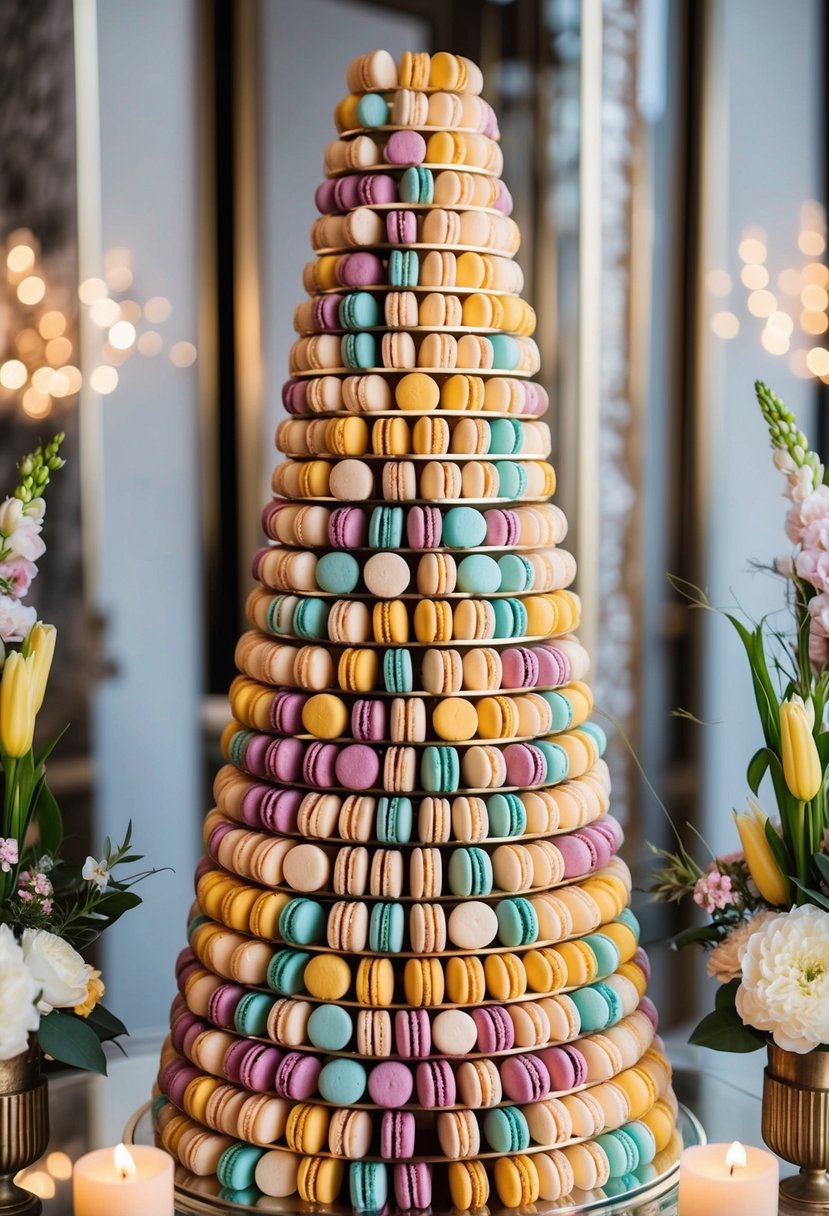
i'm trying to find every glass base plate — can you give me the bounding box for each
[125,1103,704,1216]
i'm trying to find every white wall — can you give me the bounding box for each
[699,0,822,851]
[90,0,202,1032]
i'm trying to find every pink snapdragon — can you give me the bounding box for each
[693,870,735,913]
[0,594,36,643]
[0,557,37,600]
[786,484,829,545]
[0,838,18,873]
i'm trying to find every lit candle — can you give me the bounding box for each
[679,1141,778,1215]
[73,1143,174,1216]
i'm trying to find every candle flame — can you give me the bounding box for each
[725,1141,747,1174]
[113,1143,137,1181]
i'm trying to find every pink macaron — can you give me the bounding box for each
[383,130,426,166]
[162,1061,202,1109]
[381,1110,416,1159]
[635,947,652,982]
[483,508,519,547]
[557,831,600,879]
[171,1013,204,1055]
[333,175,363,211]
[406,505,442,549]
[639,995,659,1029]
[282,378,310,415]
[394,1163,432,1209]
[264,737,305,783]
[255,788,303,834]
[359,173,397,206]
[472,1006,514,1053]
[312,294,343,330]
[352,699,387,742]
[494,179,513,215]
[500,1053,550,1103]
[222,1039,253,1084]
[533,645,571,686]
[274,1050,322,1100]
[303,742,338,787]
[314,180,338,213]
[541,1044,588,1092]
[241,1043,285,1094]
[271,694,308,736]
[337,251,384,288]
[207,983,246,1030]
[387,209,417,245]
[395,1010,431,1058]
[335,743,380,790]
[329,506,368,548]
[501,647,540,690]
[503,742,546,787]
[415,1059,456,1108]
[368,1061,414,1108]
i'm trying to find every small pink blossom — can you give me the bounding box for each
[17,890,32,903]
[0,557,37,600]
[810,593,829,633]
[0,838,18,873]
[4,515,44,563]
[776,554,795,578]
[787,485,829,544]
[693,870,735,913]
[796,548,829,593]
[0,593,36,643]
[41,900,52,916]
[811,623,829,669]
[789,466,816,503]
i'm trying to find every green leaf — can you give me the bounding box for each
[670,923,723,950]
[31,780,62,857]
[34,723,69,771]
[84,1003,129,1042]
[791,878,829,910]
[715,978,740,1011]
[38,1010,108,1074]
[814,852,829,885]
[763,818,792,880]
[747,747,770,795]
[90,891,142,923]
[688,1007,766,1053]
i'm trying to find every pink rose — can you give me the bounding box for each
[0,558,37,600]
[796,548,829,593]
[0,594,36,643]
[5,517,44,563]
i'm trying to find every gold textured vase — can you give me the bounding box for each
[763,1044,829,1210]
[0,1045,49,1216]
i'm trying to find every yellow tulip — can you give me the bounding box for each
[0,651,36,758]
[734,799,790,906]
[25,623,56,713]
[780,696,823,801]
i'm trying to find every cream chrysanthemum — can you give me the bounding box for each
[736,904,829,1052]
[706,911,776,984]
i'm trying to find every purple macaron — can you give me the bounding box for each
[333,175,363,211]
[503,742,546,787]
[257,787,302,834]
[380,1110,416,1159]
[639,995,659,1029]
[193,857,214,887]
[337,251,384,288]
[540,1044,588,1092]
[415,1059,456,1108]
[500,1053,550,1103]
[222,1038,253,1084]
[472,1006,514,1053]
[352,699,386,742]
[406,505,442,549]
[368,1061,414,1108]
[501,647,540,690]
[386,209,417,245]
[635,947,652,982]
[171,1012,204,1055]
[312,294,343,331]
[557,830,599,878]
[533,644,571,686]
[524,382,549,416]
[282,378,309,415]
[329,505,368,548]
[314,180,338,213]
[359,173,397,205]
[264,737,305,783]
[274,1050,322,1100]
[395,1009,431,1058]
[483,508,519,547]
[241,1043,285,1094]
[494,179,513,215]
[394,1163,432,1210]
[162,1061,202,1109]
[383,130,426,166]
[335,743,380,790]
[208,983,247,1030]
[303,741,339,787]
[270,693,308,736]
[207,819,235,857]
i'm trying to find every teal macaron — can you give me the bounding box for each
[234,992,276,1037]
[596,1129,640,1177]
[495,460,527,500]
[377,796,413,843]
[443,506,487,548]
[350,1161,389,1213]
[580,932,620,979]
[308,1003,353,1051]
[399,166,434,204]
[316,551,361,594]
[487,792,526,837]
[457,553,501,595]
[615,907,641,941]
[493,597,527,639]
[267,949,311,995]
[421,745,460,793]
[483,1106,530,1153]
[498,553,534,593]
[340,291,381,330]
[151,1094,170,1123]
[267,594,299,634]
[341,331,377,369]
[293,597,331,640]
[216,1143,265,1191]
[369,902,405,952]
[383,647,413,693]
[369,505,403,548]
[355,92,389,128]
[569,983,616,1033]
[228,729,254,769]
[591,980,624,1023]
[447,846,493,897]
[580,720,607,755]
[534,740,569,784]
[623,1120,657,1166]
[489,333,520,371]
[318,1057,367,1104]
[187,912,211,939]
[389,248,419,287]
[279,898,326,946]
[489,417,523,455]
[540,690,574,732]
[496,896,538,947]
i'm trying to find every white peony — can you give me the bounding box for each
[0,924,40,1059]
[736,904,829,1052]
[21,929,89,1014]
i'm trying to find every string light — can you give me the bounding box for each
[90,366,119,394]
[806,347,829,377]
[706,269,732,296]
[0,359,28,389]
[45,337,72,365]
[138,330,163,356]
[89,298,120,327]
[710,311,740,339]
[144,296,172,323]
[747,290,777,318]
[38,310,66,339]
[17,276,46,305]
[740,265,768,290]
[169,341,197,367]
[108,320,136,350]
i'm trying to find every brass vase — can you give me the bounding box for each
[0,1044,49,1216]
[763,1043,829,1210]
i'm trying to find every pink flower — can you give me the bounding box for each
[0,838,18,873]
[796,548,829,593]
[789,466,816,503]
[693,870,735,913]
[0,558,37,600]
[810,593,829,633]
[787,485,829,544]
[776,554,795,578]
[17,890,32,903]
[5,516,44,563]
[41,900,52,916]
[811,622,829,669]
[0,594,36,643]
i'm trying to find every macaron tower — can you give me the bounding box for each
[154,48,680,1212]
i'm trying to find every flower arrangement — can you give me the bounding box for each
[651,382,829,1056]
[0,436,152,1073]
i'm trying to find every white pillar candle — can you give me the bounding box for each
[679,1141,778,1216]
[73,1144,174,1216]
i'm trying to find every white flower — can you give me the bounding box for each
[736,905,829,1052]
[774,447,796,474]
[23,498,45,524]
[790,466,816,503]
[5,516,45,563]
[82,856,109,890]
[21,929,89,1014]
[0,924,40,1059]
[0,497,23,536]
[0,593,37,643]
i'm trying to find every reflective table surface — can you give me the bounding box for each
[16,1038,795,1214]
